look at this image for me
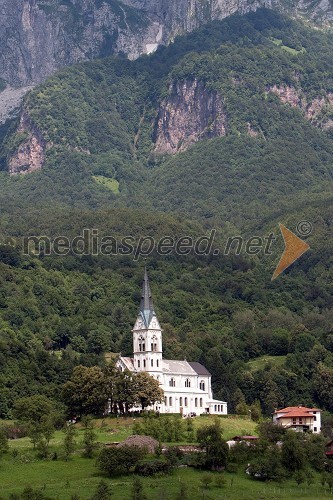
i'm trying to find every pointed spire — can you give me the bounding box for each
[140,267,155,327]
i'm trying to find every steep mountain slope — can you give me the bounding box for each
[2,10,333,230]
[1,0,333,89]
[1,10,333,418]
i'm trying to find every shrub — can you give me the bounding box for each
[226,463,238,473]
[134,459,172,476]
[164,446,184,464]
[97,445,145,476]
[200,474,213,488]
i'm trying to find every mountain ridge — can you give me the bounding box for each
[1,0,333,90]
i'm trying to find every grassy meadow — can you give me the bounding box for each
[0,416,330,499]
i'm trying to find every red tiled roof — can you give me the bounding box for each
[274,406,320,417]
[276,412,314,418]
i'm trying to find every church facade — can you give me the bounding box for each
[117,269,228,415]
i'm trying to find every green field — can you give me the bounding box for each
[247,355,287,372]
[270,37,306,54]
[0,416,331,499]
[92,176,120,193]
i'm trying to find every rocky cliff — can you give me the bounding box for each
[268,84,333,130]
[1,0,333,89]
[154,79,227,153]
[8,110,47,175]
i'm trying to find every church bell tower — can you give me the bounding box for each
[133,268,163,374]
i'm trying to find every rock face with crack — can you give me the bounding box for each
[8,111,46,175]
[154,79,227,154]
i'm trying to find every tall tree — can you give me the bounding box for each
[62,365,107,416]
[63,423,77,461]
[197,419,229,470]
[132,372,164,411]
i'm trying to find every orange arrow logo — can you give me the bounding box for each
[272,224,310,280]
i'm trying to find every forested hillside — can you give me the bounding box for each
[1,10,333,419]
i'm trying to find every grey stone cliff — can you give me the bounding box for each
[1,0,333,88]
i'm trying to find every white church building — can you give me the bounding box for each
[117,269,228,415]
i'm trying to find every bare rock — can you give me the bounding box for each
[154,79,227,154]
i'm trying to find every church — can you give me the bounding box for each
[117,269,228,415]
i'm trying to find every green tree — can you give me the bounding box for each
[0,426,9,456]
[256,420,286,443]
[13,396,59,451]
[104,365,136,414]
[62,365,107,416]
[294,469,306,486]
[314,362,333,412]
[247,445,286,482]
[96,446,145,477]
[82,422,97,458]
[63,424,77,461]
[197,419,228,470]
[12,395,58,425]
[281,432,307,473]
[90,480,112,500]
[131,477,146,500]
[132,372,164,410]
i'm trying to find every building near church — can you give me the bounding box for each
[117,269,227,415]
[272,406,321,433]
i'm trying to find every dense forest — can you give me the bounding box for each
[0,9,333,419]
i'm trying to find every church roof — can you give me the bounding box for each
[139,267,156,328]
[162,359,197,375]
[188,361,211,376]
[119,357,135,371]
[162,359,210,376]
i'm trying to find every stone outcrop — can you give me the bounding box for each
[154,79,227,154]
[0,86,34,125]
[8,111,46,175]
[268,84,333,129]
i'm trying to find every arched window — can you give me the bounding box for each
[151,359,153,367]
[169,378,175,387]
[169,397,172,406]
[138,335,145,352]
[214,405,217,411]
[138,360,140,368]
[199,380,205,391]
[179,397,183,406]
[184,397,188,406]
[164,397,167,406]
[185,378,191,388]
[151,335,158,352]
[200,398,203,407]
[156,360,159,367]
[143,360,146,368]
[195,398,198,407]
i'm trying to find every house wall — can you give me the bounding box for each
[275,413,321,433]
